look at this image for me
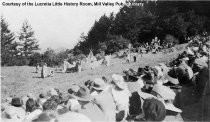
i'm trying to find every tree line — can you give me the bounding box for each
[72,1,210,55]
[2,1,210,66]
[1,17,40,66]
[1,17,70,67]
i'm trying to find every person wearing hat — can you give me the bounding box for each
[111,74,131,121]
[152,84,183,121]
[142,98,166,121]
[137,67,145,77]
[175,60,194,85]
[37,93,47,108]
[2,106,24,122]
[141,71,156,93]
[68,85,106,122]
[47,88,58,98]
[2,104,26,122]
[24,98,43,122]
[91,78,116,122]
[126,75,156,120]
[193,58,208,73]
[165,67,180,85]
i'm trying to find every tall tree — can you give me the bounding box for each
[18,20,39,59]
[1,16,18,66]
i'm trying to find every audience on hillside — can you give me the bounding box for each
[1,34,209,122]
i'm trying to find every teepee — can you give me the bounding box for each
[86,49,96,63]
[81,49,103,70]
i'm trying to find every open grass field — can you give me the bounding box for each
[1,44,209,121]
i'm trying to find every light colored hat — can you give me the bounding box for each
[39,98,47,106]
[158,63,170,76]
[27,93,37,101]
[152,84,182,113]
[47,88,58,97]
[194,58,208,67]
[136,77,145,89]
[92,78,106,90]
[4,106,26,119]
[164,103,182,113]
[111,74,127,90]
[138,90,157,100]
[4,106,17,118]
[153,66,164,77]
[152,84,176,100]
[68,86,93,101]
[192,47,199,52]
[182,57,189,61]
[187,47,194,55]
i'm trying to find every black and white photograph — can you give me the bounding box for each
[1,0,210,121]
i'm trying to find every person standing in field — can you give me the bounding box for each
[35,63,39,73]
[126,51,131,63]
[41,63,48,78]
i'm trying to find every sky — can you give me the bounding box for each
[1,0,124,52]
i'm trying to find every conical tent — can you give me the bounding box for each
[81,49,103,70]
[86,49,96,63]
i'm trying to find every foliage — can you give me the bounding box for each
[164,34,179,45]
[73,1,210,54]
[1,17,19,66]
[28,52,42,66]
[18,20,39,59]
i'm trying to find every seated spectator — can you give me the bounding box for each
[143,98,166,121]
[152,84,183,121]
[68,85,106,122]
[2,104,26,121]
[24,98,42,121]
[176,60,194,85]
[111,74,131,121]
[91,78,116,122]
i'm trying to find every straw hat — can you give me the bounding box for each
[138,90,157,100]
[111,74,127,90]
[194,58,208,67]
[164,103,182,113]
[68,85,93,101]
[152,84,176,100]
[92,78,106,90]
[4,106,17,118]
[158,63,170,76]
[4,106,26,119]
[152,84,182,113]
